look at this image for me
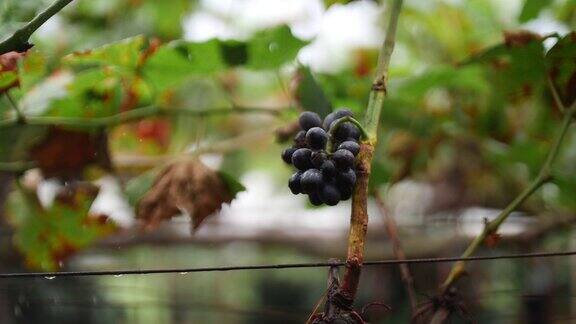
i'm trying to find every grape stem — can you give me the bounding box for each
[0,0,75,55]
[326,116,369,152]
[331,0,404,314]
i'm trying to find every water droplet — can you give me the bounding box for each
[269,42,278,52]
[44,276,56,280]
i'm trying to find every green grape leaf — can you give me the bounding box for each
[247,25,307,70]
[546,32,576,107]
[294,66,333,117]
[63,35,146,69]
[7,185,116,270]
[519,0,553,23]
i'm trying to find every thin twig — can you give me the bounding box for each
[374,190,418,315]
[0,105,282,129]
[438,100,576,294]
[0,0,74,55]
[548,75,565,113]
[0,250,575,279]
[5,92,25,123]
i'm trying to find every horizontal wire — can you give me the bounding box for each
[1,250,575,279]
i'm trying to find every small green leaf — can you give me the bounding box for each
[546,32,576,106]
[7,185,116,270]
[63,35,146,69]
[294,66,333,117]
[519,0,553,23]
[247,25,308,70]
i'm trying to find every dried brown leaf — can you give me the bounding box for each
[136,159,234,232]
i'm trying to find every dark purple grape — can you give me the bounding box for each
[292,148,313,170]
[321,160,337,179]
[330,121,360,142]
[332,149,355,170]
[308,193,323,206]
[306,127,328,150]
[339,186,353,200]
[322,109,353,130]
[294,130,307,147]
[299,111,322,131]
[288,172,302,194]
[338,141,360,156]
[300,169,323,193]
[320,184,341,206]
[337,168,357,187]
[311,151,328,168]
[281,147,296,164]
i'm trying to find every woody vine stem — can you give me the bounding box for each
[336,0,403,306]
[437,96,576,294]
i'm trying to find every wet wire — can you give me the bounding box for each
[0,249,575,279]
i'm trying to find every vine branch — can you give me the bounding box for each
[0,105,281,129]
[432,97,576,322]
[0,0,74,55]
[334,0,404,313]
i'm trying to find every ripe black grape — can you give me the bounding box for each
[299,111,322,131]
[292,148,313,170]
[281,147,296,164]
[338,141,360,156]
[321,160,337,178]
[332,149,355,170]
[322,109,353,130]
[320,184,341,206]
[306,127,328,150]
[288,172,302,194]
[337,168,356,187]
[294,130,307,147]
[330,121,360,142]
[308,193,323,206]
[311,151,327,168]
[300,169,323,193]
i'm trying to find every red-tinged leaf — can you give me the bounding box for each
[0,51,25,93]
[7,183,117,271]
[30,127,111,179]
[136,159,244,232]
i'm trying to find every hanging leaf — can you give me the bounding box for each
[246,25,307,70]
[293,66,333,117]
[546,32,576,107]
[30,127,111,179]
[63,35,146,69]
[7,183,117,270]
[136,159,244,232]
[518,0,553,23]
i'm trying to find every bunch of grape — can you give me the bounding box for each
[281,109,361,206]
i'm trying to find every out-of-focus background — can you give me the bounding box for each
[1,0,576,323]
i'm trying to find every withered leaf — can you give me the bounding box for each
[30,127,112,179]
[136,159,243,232]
